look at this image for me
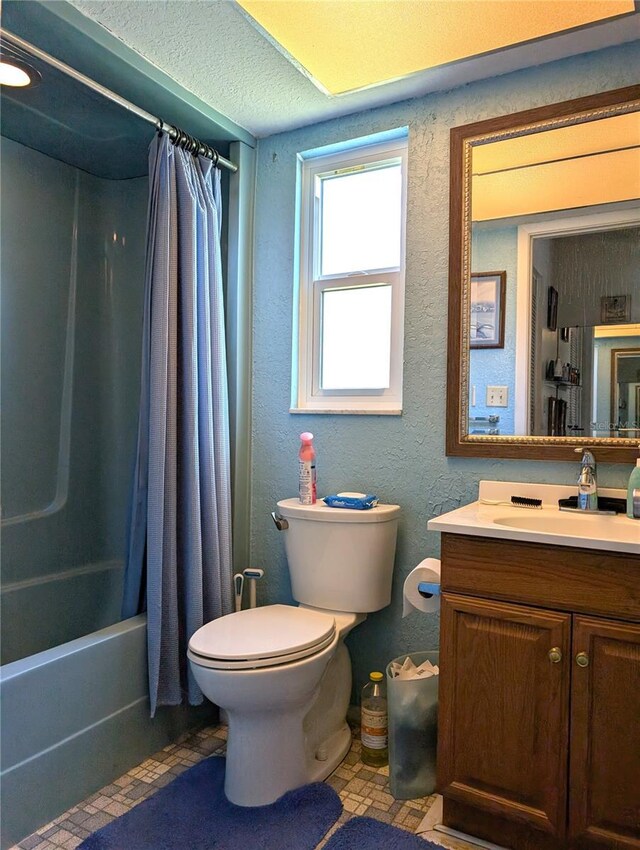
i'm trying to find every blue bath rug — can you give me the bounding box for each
[324,816,441,849]
[79,756,342,850]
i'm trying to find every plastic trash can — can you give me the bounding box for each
[386,651,439,800]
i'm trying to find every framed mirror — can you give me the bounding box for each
[446,85,640,461]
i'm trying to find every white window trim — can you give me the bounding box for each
[292,138,408,414]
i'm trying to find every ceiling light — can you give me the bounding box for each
[237,0,635,96]
[0,57,40,88]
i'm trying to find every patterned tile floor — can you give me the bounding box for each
[10,722,480,850]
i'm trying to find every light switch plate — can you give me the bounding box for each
[486,385,508,407]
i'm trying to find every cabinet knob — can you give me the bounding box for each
[548,647,562,663]
[576,651,589,667]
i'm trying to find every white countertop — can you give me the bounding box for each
[427,481,640,555]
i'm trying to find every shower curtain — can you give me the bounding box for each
[123,133,233,715]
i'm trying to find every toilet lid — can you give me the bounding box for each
[188,604,336,669]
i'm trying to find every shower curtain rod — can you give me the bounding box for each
[0,27,238,173]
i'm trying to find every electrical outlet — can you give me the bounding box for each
[486,385,508,407]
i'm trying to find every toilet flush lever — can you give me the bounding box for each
[271,511,288,531]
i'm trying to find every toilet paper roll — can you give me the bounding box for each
[402,559,441,617]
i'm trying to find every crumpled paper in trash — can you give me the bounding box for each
[388,656,439,680]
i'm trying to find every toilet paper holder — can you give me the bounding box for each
[418,582,440,598]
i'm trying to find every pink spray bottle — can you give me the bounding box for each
[298,432,317,505]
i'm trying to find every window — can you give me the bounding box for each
[293,136,408,414]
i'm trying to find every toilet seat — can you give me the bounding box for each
[188,604,336,670]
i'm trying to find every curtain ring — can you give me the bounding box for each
[212,149,219,167]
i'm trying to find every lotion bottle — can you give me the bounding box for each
[626,445,640,519]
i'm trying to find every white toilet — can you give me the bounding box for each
[187,497,400,806]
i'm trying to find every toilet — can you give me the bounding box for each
[187,497,400,806]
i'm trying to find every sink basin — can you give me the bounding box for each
[492,511,633,541]
[427,481,640,554]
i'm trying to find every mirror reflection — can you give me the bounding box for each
[467,112,640,439]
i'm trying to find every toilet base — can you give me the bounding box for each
[306,721,352,784]
[221,642,354,806]
[224,702,311,806]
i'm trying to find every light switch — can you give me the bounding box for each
[486,385,508,407]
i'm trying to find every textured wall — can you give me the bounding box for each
[554,227,640,327]
[250,43,639,699]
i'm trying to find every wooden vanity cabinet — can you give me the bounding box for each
[437,534,640,850]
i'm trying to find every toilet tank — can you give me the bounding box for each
[275,499,400,613]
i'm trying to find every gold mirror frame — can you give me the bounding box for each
[446,85,640,462]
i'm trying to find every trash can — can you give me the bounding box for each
[386,651,439,800]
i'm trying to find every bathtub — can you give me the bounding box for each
[0,612,215,849]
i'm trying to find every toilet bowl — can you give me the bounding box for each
[188,604,363,805]
[188,498,400,806]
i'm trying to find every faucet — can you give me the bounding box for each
[575,447,598,510]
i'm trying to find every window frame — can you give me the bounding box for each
[292,138,408,414]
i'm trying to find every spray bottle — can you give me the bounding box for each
[298,432,317,505]
[627,444,640,519]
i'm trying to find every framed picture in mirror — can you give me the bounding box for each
[547,286,558,331]
[601,294,631,324]
[470,271,505,349]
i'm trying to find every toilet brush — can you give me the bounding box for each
[233,573,244,612]
[243,568,264,608]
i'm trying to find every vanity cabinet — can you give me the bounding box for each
[437,534,640,850]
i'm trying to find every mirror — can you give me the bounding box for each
[611,347,640,438]
[447,86,640,461]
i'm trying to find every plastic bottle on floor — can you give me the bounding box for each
[360,672,388,767]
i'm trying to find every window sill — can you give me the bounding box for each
[289,407,402,416]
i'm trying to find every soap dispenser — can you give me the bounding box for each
[627,445,640,519]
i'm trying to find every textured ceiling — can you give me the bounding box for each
[67,0,640,138]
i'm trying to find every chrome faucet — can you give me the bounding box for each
[575,447,598,511]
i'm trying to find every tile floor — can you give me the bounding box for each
[10,722,479,850]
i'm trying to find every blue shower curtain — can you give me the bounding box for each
[123,133,233,715]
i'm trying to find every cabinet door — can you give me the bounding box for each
[438,593,571,839]
[569,616,640,849]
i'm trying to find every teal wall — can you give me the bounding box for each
[249,43,639,700]
[0,137,147,663]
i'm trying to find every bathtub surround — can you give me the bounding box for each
[250,42,639,700]
[0,138,147,664]
[78,758,341,850]
[124,134,233,715]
